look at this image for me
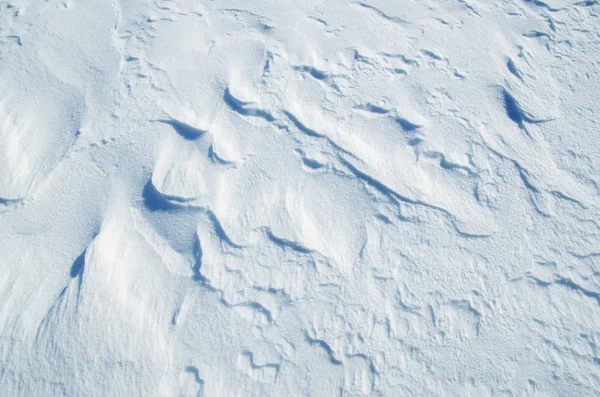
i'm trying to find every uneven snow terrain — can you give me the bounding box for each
[1,0,599,395]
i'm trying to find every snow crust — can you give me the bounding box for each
[0,0,599,395]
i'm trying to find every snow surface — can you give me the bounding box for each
[1,0,599,395]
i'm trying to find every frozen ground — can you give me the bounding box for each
[0,0,599,395]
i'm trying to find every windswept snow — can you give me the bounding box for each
[0,0,599,396]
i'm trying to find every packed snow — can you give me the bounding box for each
[1,0,599,395]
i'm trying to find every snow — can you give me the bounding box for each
[0,0,599,395]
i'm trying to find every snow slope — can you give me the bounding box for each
[0,0,599,395]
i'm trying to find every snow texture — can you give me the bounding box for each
[0,0,599,396]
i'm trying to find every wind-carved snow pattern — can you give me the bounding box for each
[0,0,599,396]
